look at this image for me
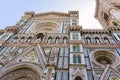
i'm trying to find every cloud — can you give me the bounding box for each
[0,0,102,29]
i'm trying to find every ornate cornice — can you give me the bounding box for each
[0,30,4,35]
[2,33,69,48]
[83,43,118,48]
[33,11,70,17]
[23,11,79,20]
[108,26,120,31]
[82,29,110,35]
[2,42,69,48]
[5,26,19,34]
[68,25,82,32]
[0,26,19,35]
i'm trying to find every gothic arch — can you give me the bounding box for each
[75,76,82,80]
[63,36,68,43]
[63,36,68,39]
[47,36,53,43]
[73,55,77,63]
[86,36,91,43]
[35,32,46,41]
[78,55,81,63]
[72,69,85,80]
[14,36,18,39]
[55,36,60,43]
[103,36,110,43]
[0,62,43,80]
[95,36,101,43]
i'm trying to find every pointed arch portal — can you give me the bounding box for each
[0,63,42,80]
[75,76,82,80]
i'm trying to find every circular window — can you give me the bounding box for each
[91,50,120,67]
[94,51,115,65]
[111,77,118,80]
[96,56,113,65]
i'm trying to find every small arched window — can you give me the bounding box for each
[28,37,32,39]
[86,37,91,43]
[63,37,68,43]
[95,37,100,43]
[75,76,82,80]
[104,37,110,43]
[36,33,44,40]
[73,33,79,40]
[48,37,52,43]
[73,45,80,52]
[21,36,25,42]
[14,36,18,39]
[55,37,60,43]
[73,55,76,63]
[78,55,81,63]
[21,36,25,39]
[73,55,81,63]
[27,36,32,42]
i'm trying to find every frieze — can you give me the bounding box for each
[83,43,118,48]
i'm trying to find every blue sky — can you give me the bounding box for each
[0,0,102,29]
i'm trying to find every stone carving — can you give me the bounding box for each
[48,47,57,65]
[18,50,39,64]
[91,50,120,68]
[0,47,18,68]
[0,68,40,80]
[72,68,84,80]
[44,67,55,80]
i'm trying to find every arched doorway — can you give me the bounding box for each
[1,68,40,80]
[0,63,42,80]
[75,76,82,80]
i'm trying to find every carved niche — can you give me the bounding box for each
[48,47,57,65]
[72,68,85,80]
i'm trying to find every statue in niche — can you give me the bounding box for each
[44,67,55,80]
[48,47,57,65]
[0,48,17,66]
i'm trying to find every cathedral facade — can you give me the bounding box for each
[0,0,120,80]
